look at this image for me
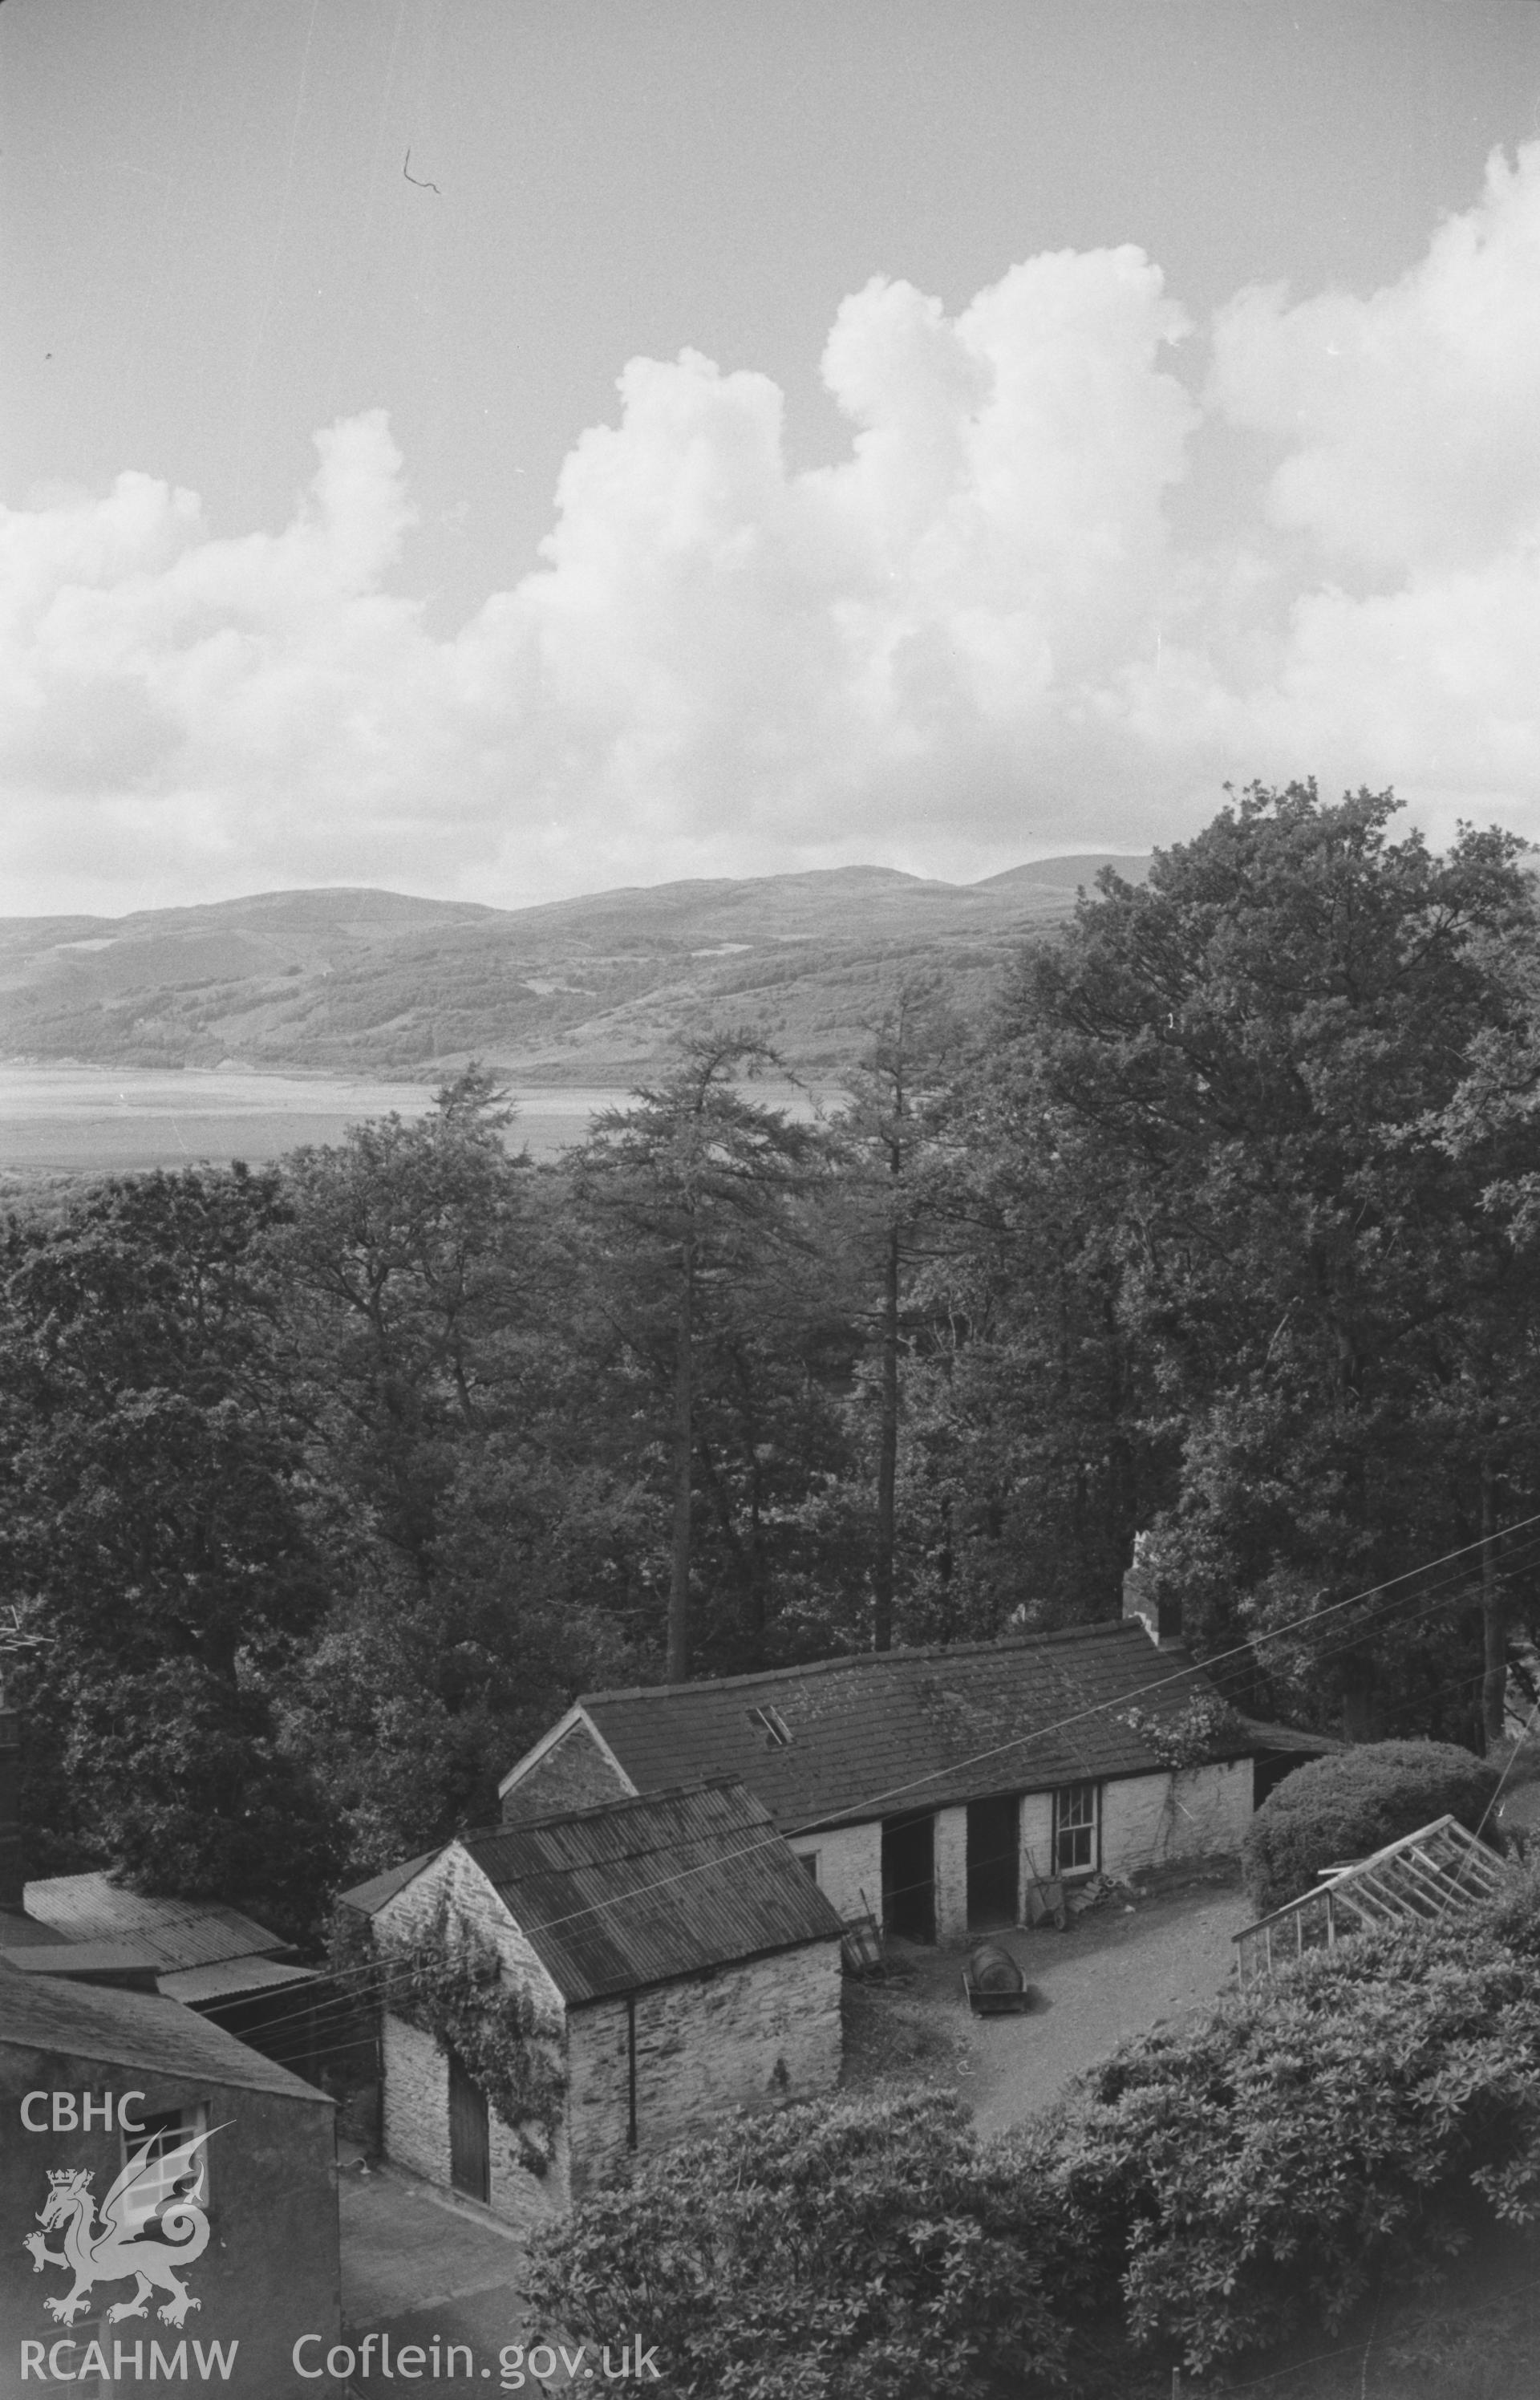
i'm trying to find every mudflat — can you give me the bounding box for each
[0,1064,613,1171]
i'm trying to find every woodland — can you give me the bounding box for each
[4,780,1540,1942]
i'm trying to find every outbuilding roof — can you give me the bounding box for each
[547,1622,1262,1832]
[2,1940,162,1989]
[337,1851,437,1917]
[0,1907,78,1952]
[23,1874,290,1972]
[0,1952,332,2102]
[158,1956,319,2007]
[456,1779,844,2005]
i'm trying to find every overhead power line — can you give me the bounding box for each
[196,1514,1540,2058]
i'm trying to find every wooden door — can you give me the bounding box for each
[448,2049,489,2203]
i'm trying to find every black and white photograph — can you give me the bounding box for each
[4,4,1540,2393]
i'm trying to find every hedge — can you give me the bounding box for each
[526,2086,1070,2399]
[531,1863,1540,2396]
[1008,1879,1540,2374]
[1241,1737,1501,1916]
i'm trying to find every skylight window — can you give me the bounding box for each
[747,1704,792,1748]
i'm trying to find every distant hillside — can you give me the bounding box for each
[0,857,1149,1084]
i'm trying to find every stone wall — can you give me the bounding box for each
[375,1846,842,2231]
[487,2106,572,2233]
[566,1941,841,2194]
[381,2010,573,2232]
[934,1806,969,1941]
[789,1821,881,1924]
[375,1843,573,2227]
[1004,1770,1256,1923]
[1101,1761,1253,1879]
[791,1768,1252,1946]
[381,2010,450,2188]
[376,1843,568,2018]
[500,1721,633,1823]
[1019,1791,1056,1911]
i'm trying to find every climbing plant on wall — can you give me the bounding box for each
[371,1893,568,2173]
[1116,1692,1246,1771]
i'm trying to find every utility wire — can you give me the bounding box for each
[209,1527,1540,2057]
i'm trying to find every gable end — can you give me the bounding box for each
[500,1711,635,1824]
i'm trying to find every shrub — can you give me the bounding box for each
[531,1871,1540,2394]
[525,2088,1071,2399]
[1242,1738,1501,1916]
[1003,1869,1540,2378]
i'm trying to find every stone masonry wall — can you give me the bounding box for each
[381,2010,572,2233]
[566,1940,841,2194]
[381,2010,451,2188]
[789,1821,881,1924]
[375,1844,573,2225]
[1019,1791,1056,1911]
[1101,1761,1253,1879]
[501,1721,633,1824]
[1015,1770,1254,1924]
[934,1806,969,1941]
[376,1843,568,2018]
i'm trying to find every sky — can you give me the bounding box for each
[5,0,1540,919]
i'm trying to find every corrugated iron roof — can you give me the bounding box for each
[3,1940,162,1989]
[572,1622,1258,1832]
[460,1779,845,2006]
[0,1954,332,2102]
[0,1907,78,1952]
[158,1957,320,2006]
[23,1873,286,1970]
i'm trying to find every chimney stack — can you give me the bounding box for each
[1122,1534,1184,1650]
[0,1692,24,1909]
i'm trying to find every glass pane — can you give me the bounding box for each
[122,2107,206,2229]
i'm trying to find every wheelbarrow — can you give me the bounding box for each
[961,1940,1036,2015]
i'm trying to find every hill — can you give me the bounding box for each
[0,857,1149,1084]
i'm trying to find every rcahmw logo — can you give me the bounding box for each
[16,2090,237,2382]
[21,2336,238,2382]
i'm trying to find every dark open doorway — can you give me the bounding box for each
[881,1810,935,1941]
[448,2048,490,2203]
[1254,1752,1311,1809]
[967,1794,1019,1929]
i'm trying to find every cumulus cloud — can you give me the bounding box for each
[1190,140,1540,833]
[4,152,1540,913]
[1210,146,1540,574]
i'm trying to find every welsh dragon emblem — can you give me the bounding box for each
[23,2124,220,2328]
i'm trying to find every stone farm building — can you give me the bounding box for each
[343,1778,845,2233]
[499,1622,1327,1943]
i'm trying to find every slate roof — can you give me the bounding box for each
[456,1779,845,2006]
[570,1622,1261,1833]
[23,1873,289,1972]
[337,1851,437,1916]
[0,1952,332,2102]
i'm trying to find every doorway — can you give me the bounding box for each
[881,1810,936,1941]
[448,2049,490,2203]
[967,1794,1019,1929]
